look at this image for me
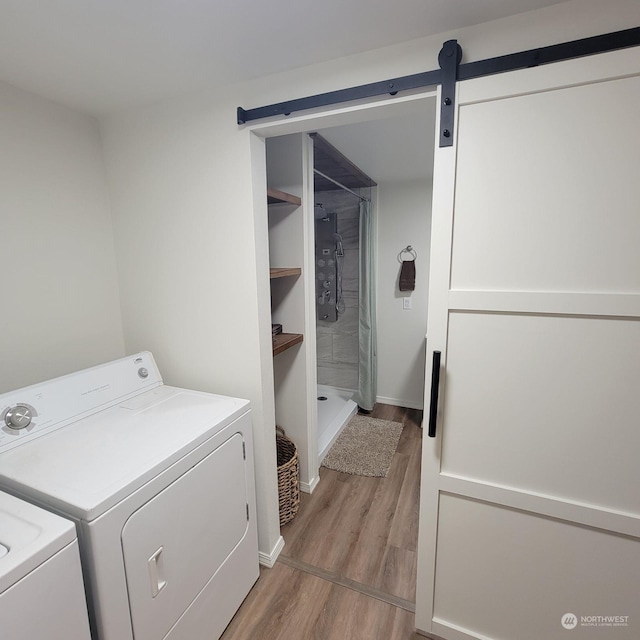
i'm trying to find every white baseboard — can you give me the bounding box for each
[258,535,285,568]
[300,475,320,494]
[376,395,423,411]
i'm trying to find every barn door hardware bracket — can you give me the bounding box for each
[438,40,462,147]
[237,26,640,127]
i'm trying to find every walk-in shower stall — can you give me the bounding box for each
[311,133,377,462]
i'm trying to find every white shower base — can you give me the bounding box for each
[317,384,358,464]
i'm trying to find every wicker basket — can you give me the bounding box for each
[276,426,300,526]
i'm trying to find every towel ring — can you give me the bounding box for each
[397,245,417,263]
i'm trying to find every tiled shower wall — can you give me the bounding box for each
[315,189,361,390]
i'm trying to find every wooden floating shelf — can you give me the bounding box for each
[272,333,303,356]
[267,187,302,206]
[270,267,301,279]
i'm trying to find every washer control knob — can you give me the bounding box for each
[5,405,33,430]
[138,367,149,379]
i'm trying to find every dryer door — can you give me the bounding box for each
[121,432,249,640]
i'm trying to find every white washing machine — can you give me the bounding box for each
[0,489,92,640]
[0,352,259,640]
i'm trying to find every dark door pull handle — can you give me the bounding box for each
[428,351,441,438]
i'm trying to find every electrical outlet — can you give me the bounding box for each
[403,297,412,310]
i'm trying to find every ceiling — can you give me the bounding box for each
[0,0,568,115]
[318,103,437,186]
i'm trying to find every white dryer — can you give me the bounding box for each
[0,352,259,640]
[0,490,92,640]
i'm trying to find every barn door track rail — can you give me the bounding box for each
[237,26,640,147]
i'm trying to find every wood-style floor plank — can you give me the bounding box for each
[280,405,422,602]
[221,403,423,639]
[220,563,422,640]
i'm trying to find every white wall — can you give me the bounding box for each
[0,81,124,393]
[100,99,282,560]
[100,0,640,562]
[376,179,432,409]
[267,134,319,493]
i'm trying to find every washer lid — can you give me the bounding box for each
[0,490,76,594]
[0,386,250,522]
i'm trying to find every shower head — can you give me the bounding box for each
[315,203,332,222]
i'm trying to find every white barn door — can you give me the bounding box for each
[416,47,640,640]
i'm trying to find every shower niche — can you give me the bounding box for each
[315,212,340,322]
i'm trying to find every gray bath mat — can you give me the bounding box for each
[321,415,404,477]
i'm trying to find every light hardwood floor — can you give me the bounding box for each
[221,404,423,640]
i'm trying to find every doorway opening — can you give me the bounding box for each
[255,89,438,611]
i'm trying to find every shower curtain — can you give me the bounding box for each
[354,199,377,411]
